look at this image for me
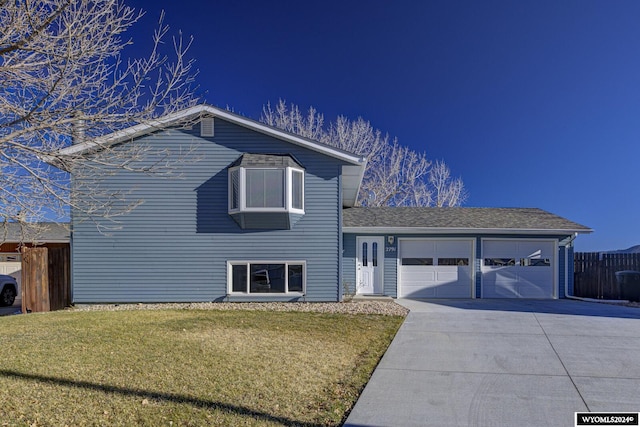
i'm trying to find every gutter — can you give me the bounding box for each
[57,105,365,166]
[564,233,576,299]
[342,226,592,235]
[2,240,70,244]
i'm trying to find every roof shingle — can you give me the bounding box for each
[230,153,302,168]
[1,223,70,243]
[342,207,591,232]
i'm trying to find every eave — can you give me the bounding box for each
[341,226,594,235]
[56,104,367,207]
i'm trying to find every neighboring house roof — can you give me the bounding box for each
[342,207,592,234]
[230,153,303,169]
[1,223,70,244]
[56,104,367,207]
[604,244,640,254]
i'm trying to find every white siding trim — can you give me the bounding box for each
[58,105,364,165]
[228,166,305,214]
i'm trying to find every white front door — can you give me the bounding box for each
[356,236,384,295]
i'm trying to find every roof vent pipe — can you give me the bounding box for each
[71,116,86,145]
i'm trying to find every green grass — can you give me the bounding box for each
[0,309,403,426]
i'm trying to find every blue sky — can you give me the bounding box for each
[128,0,640,252]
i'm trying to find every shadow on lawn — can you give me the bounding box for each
[0,369,326,427]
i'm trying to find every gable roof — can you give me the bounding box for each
[1,223,70,244]
[342,207,592,234]
[57,104,366,207]
[230,153,303,169]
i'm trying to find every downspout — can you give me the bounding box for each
[564,233,581,300]
[337,173,343,302]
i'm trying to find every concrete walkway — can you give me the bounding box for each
[345,299,640,427]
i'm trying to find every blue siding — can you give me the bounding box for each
[568,245,575,296]
[558,246,566,298]
[342,234,356,297]
[230,212,303,229]
[72,119,346,302]
[384,236,397,297]
[475,238,482,298]
[337,185,344,300]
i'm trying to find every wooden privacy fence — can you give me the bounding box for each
[574,252,640,299]
[21,246,70,313]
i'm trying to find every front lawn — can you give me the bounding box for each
[0,308,403,426]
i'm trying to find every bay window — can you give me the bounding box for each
[228,166,304,213]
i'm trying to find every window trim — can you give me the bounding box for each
[0,253,22,262]
[228,166,305,214]
[227,260,306,295]
[291,169,304,211]
[229,168,240,210]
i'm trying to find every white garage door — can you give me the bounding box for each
[0,253,22,289]
[399,239,473,298]
[482,240,555,298]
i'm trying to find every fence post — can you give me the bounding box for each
[21,247,50,313]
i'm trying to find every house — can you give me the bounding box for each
[342,207,590,298]
[60,105,591,303]
[0,223,70,289]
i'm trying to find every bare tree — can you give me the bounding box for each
[0,0,198,238]
[262,100,467,207]
[429,159,468,207]
[261,100,325,141]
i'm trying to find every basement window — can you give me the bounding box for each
[228,261,305,294]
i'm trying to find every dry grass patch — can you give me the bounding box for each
[0,309,403,426]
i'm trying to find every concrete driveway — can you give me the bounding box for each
[345,299,640,427]
[0,297,21,316]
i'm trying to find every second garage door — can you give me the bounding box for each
[482,240,555,298]
[399,239,474,298]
